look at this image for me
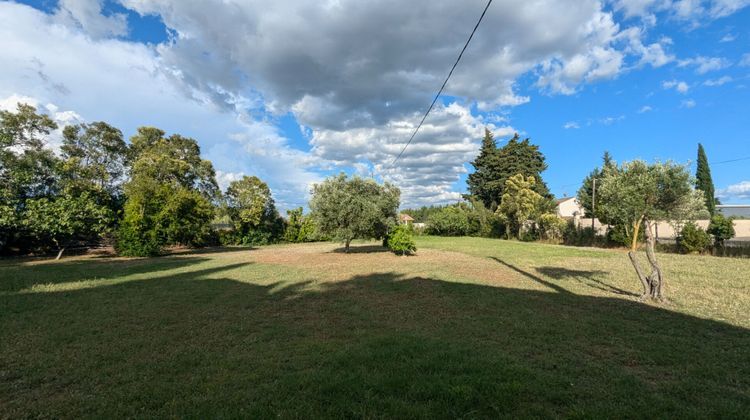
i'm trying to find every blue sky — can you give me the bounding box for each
[2,0,749,208]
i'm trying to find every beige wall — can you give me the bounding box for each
[575,218,750,239]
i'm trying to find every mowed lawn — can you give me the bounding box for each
[1,237,749,418]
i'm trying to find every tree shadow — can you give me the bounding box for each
[331,245,389,254]
[2,267,749,418]
[0,255,214,294]
[490,257,571,294]
[535,266,639,297]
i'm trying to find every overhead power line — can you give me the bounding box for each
[388,0,493,168]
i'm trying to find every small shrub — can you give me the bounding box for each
[537,213,567,242]
[387,225,416,255]
[115,224,162,257]
[563,223,597,246]
[707,214,735,247]
[678,222,711,254]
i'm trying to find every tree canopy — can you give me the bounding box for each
[309,173,400,252]
[597,160,706,299]
[467,129,550,210]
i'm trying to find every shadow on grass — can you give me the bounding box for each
[0,255,212,294]
[2,265,749,418]
[331,245,389,254]
[535,266,639,297]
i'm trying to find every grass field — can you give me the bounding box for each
[2,237,749,417]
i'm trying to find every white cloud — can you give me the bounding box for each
[54,0,129,39]
[681,99,697,108]
[740,53,750,67]
[563,121,580,129]
[704,75,733,86]
[638,105,653,113]
[678,56,730,74]
[720,33,736,42]
[662,79,690,93]
[600,115,626,125]
[718,181,750,200]
[0,2,321,211]
[310,102,514,207]
[613,0,750,21]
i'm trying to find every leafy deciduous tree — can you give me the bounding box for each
[225,176,284,245]
[309,173,400,252]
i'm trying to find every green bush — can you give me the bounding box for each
[707,214,735,246]
[115,223,162,257]
[387,225,417,255]
[563,223,596,246]
[537,213,567,241]
[678,222,711,254]
[426,206,469,236]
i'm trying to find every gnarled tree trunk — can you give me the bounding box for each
[627,218,665,301]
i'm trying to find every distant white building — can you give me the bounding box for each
[555,197,584,219]
[718,204,750,219]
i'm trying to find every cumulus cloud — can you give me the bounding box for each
[613,0,750,23]
[663,79,690,93]
[638,105,653,113]
[678,56,730,74]
[704,76,733,86]
[563,121,580,129]
[740,53,750,67]
[718,181,750,200]
[0,2,321,210]
[116,0,675,205]
[54,0,129,39]
[310,102,514,207]
[720,33,736,42]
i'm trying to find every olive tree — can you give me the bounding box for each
[597,161,705,300]
[309,173,400,252]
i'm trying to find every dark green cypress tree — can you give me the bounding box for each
[496,133,550,199]
[695,143,716,215]
[467,128,502,208]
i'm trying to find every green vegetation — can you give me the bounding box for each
[309,173,400,252]
[708,213,736,246]
[467,129,550,210]
[695,143,718,215]
[386,224,416,255]
[678,221,711,254]
[496,174,543,239]
[2,238,749,417]
[596,160,707,299]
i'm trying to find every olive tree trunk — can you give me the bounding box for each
[627,218,664,300]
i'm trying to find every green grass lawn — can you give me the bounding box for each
[1,237,749,418]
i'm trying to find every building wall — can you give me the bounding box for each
[575,219,750,240]
[556,199,583,218]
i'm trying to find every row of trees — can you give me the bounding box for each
[1,102,410,257]
[0,103,294,257]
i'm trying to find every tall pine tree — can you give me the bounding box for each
[467,128,502,209]
[467,129,550,209]
[496,133,550,199]
[695,143,716,215]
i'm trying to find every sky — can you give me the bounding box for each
[1,0,749,210]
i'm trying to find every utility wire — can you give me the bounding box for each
[388,0,493,168]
